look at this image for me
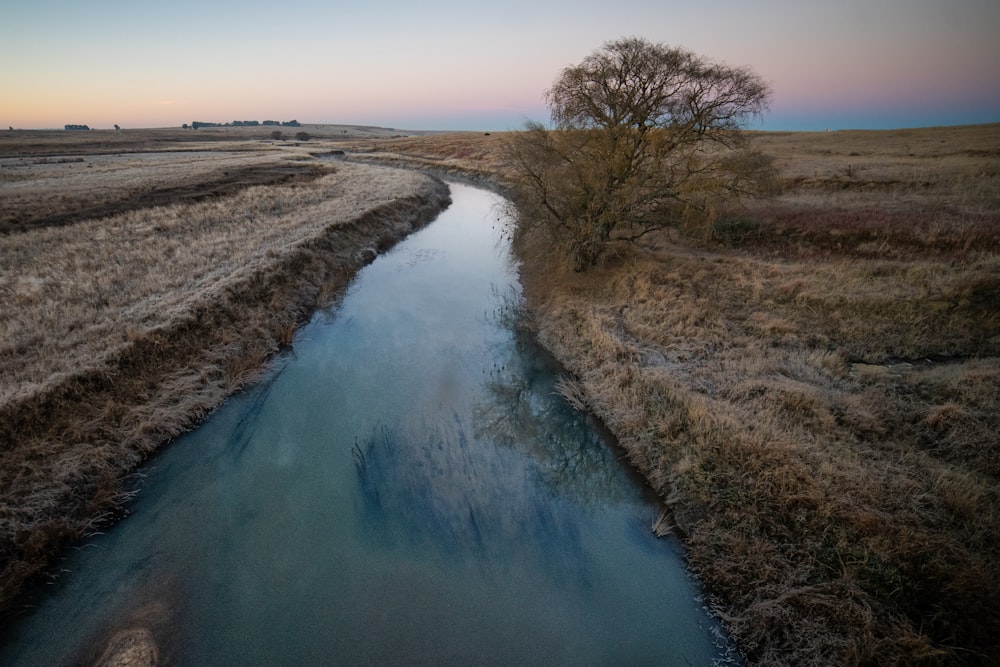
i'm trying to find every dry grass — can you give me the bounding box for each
[1,162,436,403]
[3,123,998,665]
[0,133,450,617]
[336,131,513,184]
[505,124,1000,665]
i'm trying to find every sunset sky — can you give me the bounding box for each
[2,0,998,132]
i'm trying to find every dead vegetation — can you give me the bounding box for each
[2,123,998,665]
[336,131,511,184]
[509,124,1000,665]
[1,159,327,234]
[0,136,450,618]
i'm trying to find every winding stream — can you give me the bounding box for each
[0,182,734,665]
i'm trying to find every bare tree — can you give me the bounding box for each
[506,37,775,269]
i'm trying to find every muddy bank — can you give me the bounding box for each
[0,172,451,619]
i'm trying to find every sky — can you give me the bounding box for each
[2,0,998,132]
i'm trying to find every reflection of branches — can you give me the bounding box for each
[485,282,529,332]
[345,279,643,579]
[474,333,634,508]
[351,437,366,473]
[479,279,636,507]
[350,418,590,583]
[351,434,380,512]
[490,196,518,258]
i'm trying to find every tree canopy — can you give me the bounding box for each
[507,37,775,269]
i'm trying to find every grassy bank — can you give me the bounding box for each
[346,124,1000,664]
[515,125,1000,665]
[0,134,450,616]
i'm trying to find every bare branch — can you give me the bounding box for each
[509,37,774,269]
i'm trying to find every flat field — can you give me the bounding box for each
[2,123,998,666]
[347,125,1000,665]
[0,126,450,616]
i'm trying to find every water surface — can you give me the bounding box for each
[0,183,733,665]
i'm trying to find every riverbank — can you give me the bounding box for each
[348,126,1000,665]
[0,135,450,616]
[519,127,1000,666]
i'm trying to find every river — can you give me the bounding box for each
[0,182,735,665]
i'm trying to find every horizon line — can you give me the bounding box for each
[6,120,1000,134]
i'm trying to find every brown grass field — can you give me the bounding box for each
[2,123,999,665]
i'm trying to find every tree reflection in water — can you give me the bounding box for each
[350,286,651,590]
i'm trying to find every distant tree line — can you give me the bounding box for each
[64,124,91,131]
[269,130,312,141]
[183,119,300,129]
